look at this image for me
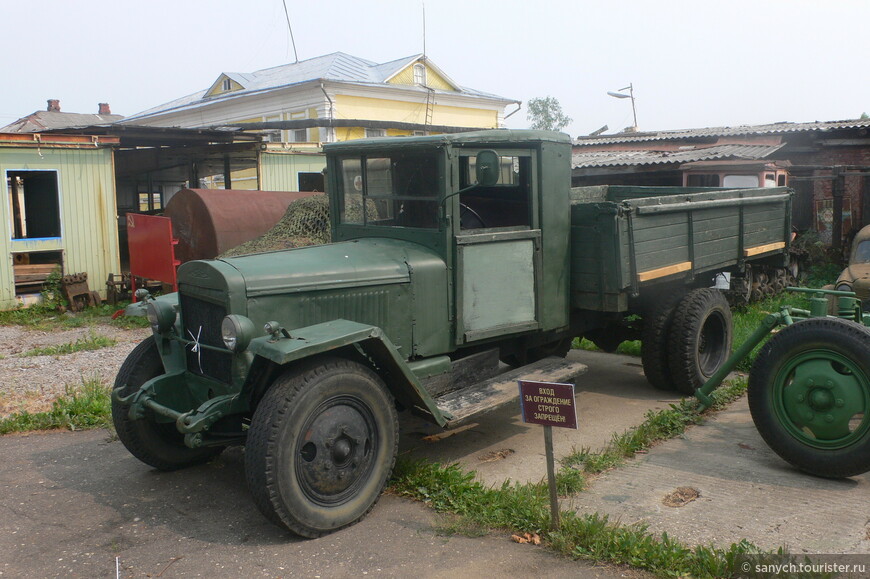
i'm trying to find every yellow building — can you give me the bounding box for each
[122,53,519,190]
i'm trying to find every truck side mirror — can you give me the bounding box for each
[476,150,500,187]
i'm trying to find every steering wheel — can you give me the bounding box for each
[459,203,487,229]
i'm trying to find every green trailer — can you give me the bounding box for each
[113,130,804,537]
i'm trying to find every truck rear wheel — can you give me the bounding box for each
[667,288,732,395]
[641,293,682,390]
[112,337,223,471]
[748,318,870,478]
[245,357,399,538]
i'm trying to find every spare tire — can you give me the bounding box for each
[667,288,733,395]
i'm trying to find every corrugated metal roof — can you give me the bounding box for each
[574,119,870,146]
[124,52,514,123]
[0,111,125,133]
[571,143,786,169]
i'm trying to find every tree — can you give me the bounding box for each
[526,96,572,132]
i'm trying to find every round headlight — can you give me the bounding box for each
[221,315,255,352]
[146,300,176,333]
[837,283,853,293]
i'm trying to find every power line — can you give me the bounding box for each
[281,0,299,64]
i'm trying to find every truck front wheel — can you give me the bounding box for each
[748,318,870,478]
[112,337,223,471]
[667,288,732,395]
[245,357,399,538]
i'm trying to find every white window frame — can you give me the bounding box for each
[413,63,426,85]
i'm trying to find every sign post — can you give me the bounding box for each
[518,380,578,531]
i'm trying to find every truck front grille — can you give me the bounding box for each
[179,293,232,384]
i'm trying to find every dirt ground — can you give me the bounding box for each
[0,322,149,416]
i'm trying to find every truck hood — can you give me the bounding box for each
[217,238,433,297]
[839,264,870,293]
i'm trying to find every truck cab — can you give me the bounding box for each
[325,130,572,356]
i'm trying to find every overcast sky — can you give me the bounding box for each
[2,0,868,138]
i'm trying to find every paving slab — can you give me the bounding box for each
[568,395,870,555]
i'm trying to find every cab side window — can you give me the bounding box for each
[458,154,532,229]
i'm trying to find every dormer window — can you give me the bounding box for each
[221,78,233,91]
[413,63,426,86]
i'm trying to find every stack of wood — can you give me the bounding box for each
[13,263,60,294]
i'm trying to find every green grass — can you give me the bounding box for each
[0,302,149,331]
[0,379,112,434]
[22,333,118,357]
[390,378,766,577]
[572,337,641,357]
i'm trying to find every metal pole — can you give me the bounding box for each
[544,425,560,530]
[629,83,637,129]
[832,166,844,250]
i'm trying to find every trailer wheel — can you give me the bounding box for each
[112,337,223,471]
[748,318,870,478]
[667,288,732,395]
[245,357,399,537]
[641,293,682,390]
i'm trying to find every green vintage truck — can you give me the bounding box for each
[113,130,792,537]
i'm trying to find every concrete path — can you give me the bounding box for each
[3,347,866,577]
[0,428,643,578]
[402,350,681,487]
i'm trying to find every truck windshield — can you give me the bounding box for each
[854,240,870,264]
[338,153,439,229]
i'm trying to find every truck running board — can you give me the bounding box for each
[435,357,588,427]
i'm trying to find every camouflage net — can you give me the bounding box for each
[219,193,375,258]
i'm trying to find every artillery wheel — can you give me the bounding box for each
[112,337,223,471]
[748,318,870,478]
[641,293,682,390]
[245,357,399,537]
[667,288,732,395]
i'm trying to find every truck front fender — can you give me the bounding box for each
[247,319,449,427]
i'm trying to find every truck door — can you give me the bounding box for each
[454,150,541,343]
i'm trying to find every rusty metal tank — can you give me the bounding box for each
[164,188,317,263]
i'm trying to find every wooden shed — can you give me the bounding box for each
[0,132,120,309]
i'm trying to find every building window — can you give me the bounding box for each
[138,187,163,212]
[365,128,387,138]
[299,172,324,192]
[292,129,307,142]
[7,171,61,239]
[221,78,232,91]
[413,63,426,85]
[686,174,720,187]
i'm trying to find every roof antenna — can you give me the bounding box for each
[281,0,299,63]
[422,1,427,59]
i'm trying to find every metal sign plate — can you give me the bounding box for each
[518,380,578,429]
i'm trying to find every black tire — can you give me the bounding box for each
[667,288,733,395]
[748,318,870,478]
[245,357,399,538]
[112,337,223,471]
[641,293,683,390]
